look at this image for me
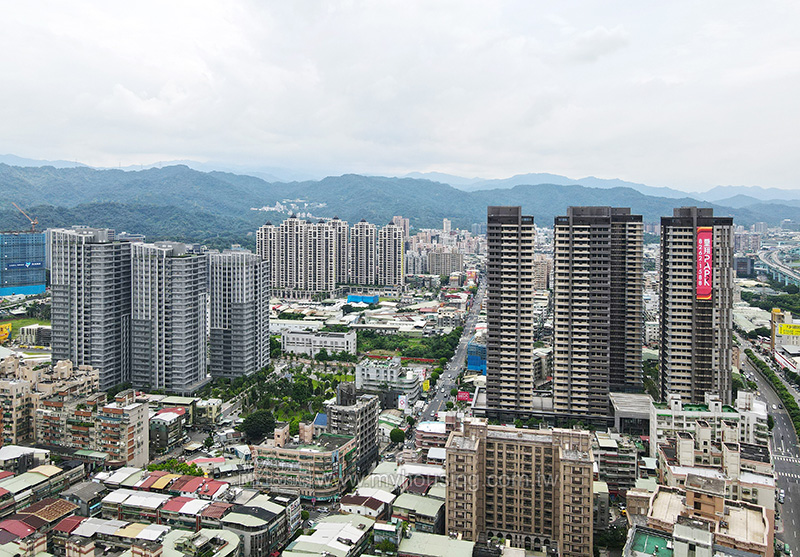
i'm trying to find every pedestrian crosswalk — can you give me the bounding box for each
[775,455,800,464]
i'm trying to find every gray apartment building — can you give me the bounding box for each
[48,227,132,390]
[552,207,644,420]
[485,206,538,420]
[325,393,380,478]
[131,242,208,394]
[208,248,270,379]
[659,207,734,405]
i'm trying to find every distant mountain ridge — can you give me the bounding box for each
[1,164,798,249]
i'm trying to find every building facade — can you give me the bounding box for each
[48,227,132,391]
[207,249,270,379]
[445,418,594,556]
[553,207,644,419]
[281,330,356,357]
[485,206,538,420]
[427,251,463,277]
[326,394,380,478]
[131,242,208,394]
[659,207,734,404]
[36,389,149,467]
[0,231,46,296]
[257,217,338,293]
[377,223,404,287]
[350,220,378,285]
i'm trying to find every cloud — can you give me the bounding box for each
[564,25,629,63]
[0,1,798,190]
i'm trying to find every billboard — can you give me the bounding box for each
[778,324,800,336]
[398,395,408,412]
[696,227,713,300]
[456,391,473,402]
[0,323,10,343]
[422,380,430,392]
[4,261,43,270]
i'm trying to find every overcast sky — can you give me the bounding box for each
[2,1,799,190]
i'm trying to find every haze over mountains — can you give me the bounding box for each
[0,157,798,250]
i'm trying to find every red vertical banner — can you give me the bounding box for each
[696,226,713,300]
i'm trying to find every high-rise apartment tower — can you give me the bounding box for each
[659,207,734,404]
[552,207,643,419]
[377,222,404,287]
[208,249,270,379]
[485,207,537,419]
[48,227,132,391]
[131,242,208,394]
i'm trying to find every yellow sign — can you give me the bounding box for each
[778,323,800,336]
[422,380,430,392]
[0,324,10,343]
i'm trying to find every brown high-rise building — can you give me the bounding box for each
[445,418,594,556]
[659,207,734,404]
[485,206,538,420]
[552,207,644,419]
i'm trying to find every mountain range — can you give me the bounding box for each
[0,162,798,249]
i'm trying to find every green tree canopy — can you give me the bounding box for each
[390,428,405,444]
[240,409,276,440]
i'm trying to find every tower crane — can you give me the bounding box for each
[11,203,38,232]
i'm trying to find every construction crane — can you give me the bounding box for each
[11,203,38,232]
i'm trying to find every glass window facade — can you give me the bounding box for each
[0,232,46,296]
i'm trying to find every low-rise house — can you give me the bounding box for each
[391,493,444,534]
[62,481,107,517]
[281,514,374,557]
[397,531,475,557]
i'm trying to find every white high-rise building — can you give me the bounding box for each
[327,217,349,285]
[208,249,270,379]
[442,218,452,234]
[351,220,377,286]
[256,216,338,293]
[378,223,404,287]
[660,207,734,405]
[131,242,208,394]
[48,227,132,391]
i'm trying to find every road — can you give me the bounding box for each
[738,338,800,551]
[759,247,800,285]
[420,280,485,422]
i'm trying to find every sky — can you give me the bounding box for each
[1,1,799,190]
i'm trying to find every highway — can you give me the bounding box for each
[738,338,799,551]
[759,247,800,285]
[420,280,485,422]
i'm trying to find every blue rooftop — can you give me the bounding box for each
[313,413,328,427]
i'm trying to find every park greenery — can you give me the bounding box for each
[357,327,463,360]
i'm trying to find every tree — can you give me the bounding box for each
[376,540,397,553]
[406,416,415,427]
[450,388,458,397]
[446,401,454,410]
[788,284,800,295]
[315,348,330,362]
[768,414,775,430]
[240,409,276,440]
[301,510,310,521]
[390,428,405,444]
[204,435,214,448]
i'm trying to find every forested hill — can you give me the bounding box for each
[0,164,796,248]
